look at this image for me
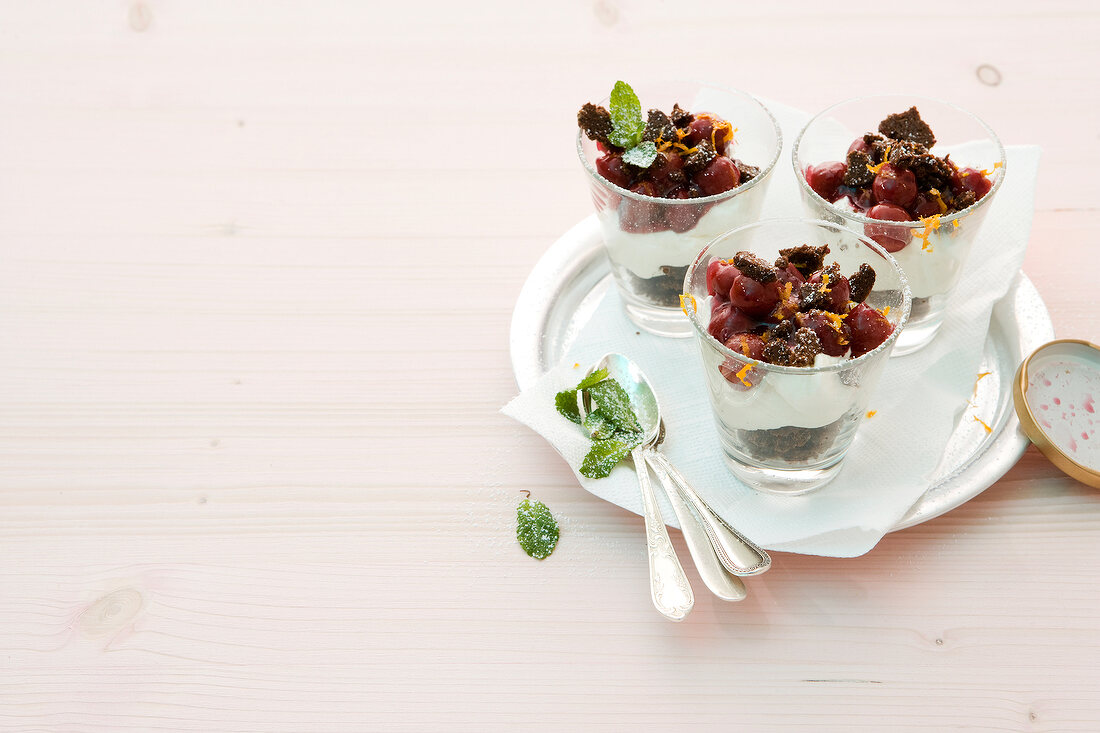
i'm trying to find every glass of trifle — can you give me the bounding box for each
[682,219,911,495]
[793,96,1005,354]
[577,80,781,337]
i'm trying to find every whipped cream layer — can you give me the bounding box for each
[701,348,858,431]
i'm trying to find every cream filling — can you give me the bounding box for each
[704,350,858,430]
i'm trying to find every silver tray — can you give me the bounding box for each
[510,215,1055,531]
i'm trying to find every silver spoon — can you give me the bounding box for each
[646,421,747,601]
[580,354,693,621]
[582,353,771,578]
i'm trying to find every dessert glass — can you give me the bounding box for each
[683,219,912,495]
[793,95,1004,355]
[577,82,781,338]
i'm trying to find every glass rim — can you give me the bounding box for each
[682,217,913,375]
[791,93,1008,227]
[575,82,783,206]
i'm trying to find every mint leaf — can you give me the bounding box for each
[587,379,642,435]
[554,389,581,424]
[622,141,658,168]
[577,368,609,391]
[580,435,641,479]
[517,497,559,560]
[582,410,615,440]
[608,81,644,150]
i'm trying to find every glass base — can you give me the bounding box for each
[622,300,693,338]
[722,452,843,496]
[892,294,946,356]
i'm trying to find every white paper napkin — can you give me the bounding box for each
[504,99,1040,557]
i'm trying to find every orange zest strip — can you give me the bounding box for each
[973,416,993,433]
[679,293,697,317]
[928,188,949,215]
[866,145,891,175]
[976,371,992,382]
[573,362,580,368]
[881,305,891,318]
[915,214,942,252]
[866,410,877,418]
[735,361,756,388]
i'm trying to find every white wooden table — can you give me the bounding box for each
[2,2,1098,730]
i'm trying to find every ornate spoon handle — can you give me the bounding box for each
[644,451,746,602]
[632,448,693,621]
[647,450,771,576]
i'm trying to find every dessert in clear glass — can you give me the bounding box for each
[577,80,781,337]
[682,219,911,495]
[793,96,1004,354]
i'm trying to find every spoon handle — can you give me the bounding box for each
[646,450,771,576]
[643,450,746,602]
[632,448,694,621]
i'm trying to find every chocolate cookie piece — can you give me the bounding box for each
[890,140,956,190]
[848,263,876,303]
[798,281,830,312]
[768,319,795,342]
[671,103,693,127]
[843,150,875,188]
[878,107,936,148]
[643,109,674,144]
[732,251,777,283]
[578,103,613,145]
[952,189,977,211]
[779,244,830,279]
[732,159,760,183]
[762,339,792,366]
[790,327,822,367]
[684,139,716,175]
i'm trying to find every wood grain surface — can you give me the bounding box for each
[1,1,1098,731]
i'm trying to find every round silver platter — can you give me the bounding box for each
[510,215,1054,531]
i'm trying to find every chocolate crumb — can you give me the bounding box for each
[732,159,760,183]
[790,327,822,367]
[671,103,693,127]
[577,103,613,145]
[762,339,792,366]
[779,244,830,278]
[798,281,830,312]
[684,139,716,175]
[774,255,789,270]
[848,263,876,303]
[843,150,875,188]
[643,109,674,144]
[953,189,977,211]
[878,107,936,148]
[769,320,795,342]
[732,251,777,283]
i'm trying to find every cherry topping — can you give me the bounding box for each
[865,203,912,252]
[685,113,732,153]
[706,258,740,297]
[707,300,755,344]
[729,271,780,317]
[809,269,851,313]
[695,156,741,196]
[956,167,993,200]
[797,310,851,357]
[847,302,893,357]
[872,164,918,208]
[805,161,847,202]
[595,154,631,189]
[912,193,942,219]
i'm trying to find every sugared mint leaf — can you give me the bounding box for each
[554,389,582,424]
[580,435,641,479]
[517,497,559,560]
[577,368,609,391]
[587,379,642,435]
[608,81,644,150]
[582,410,615,440]
[622,141,658,169]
